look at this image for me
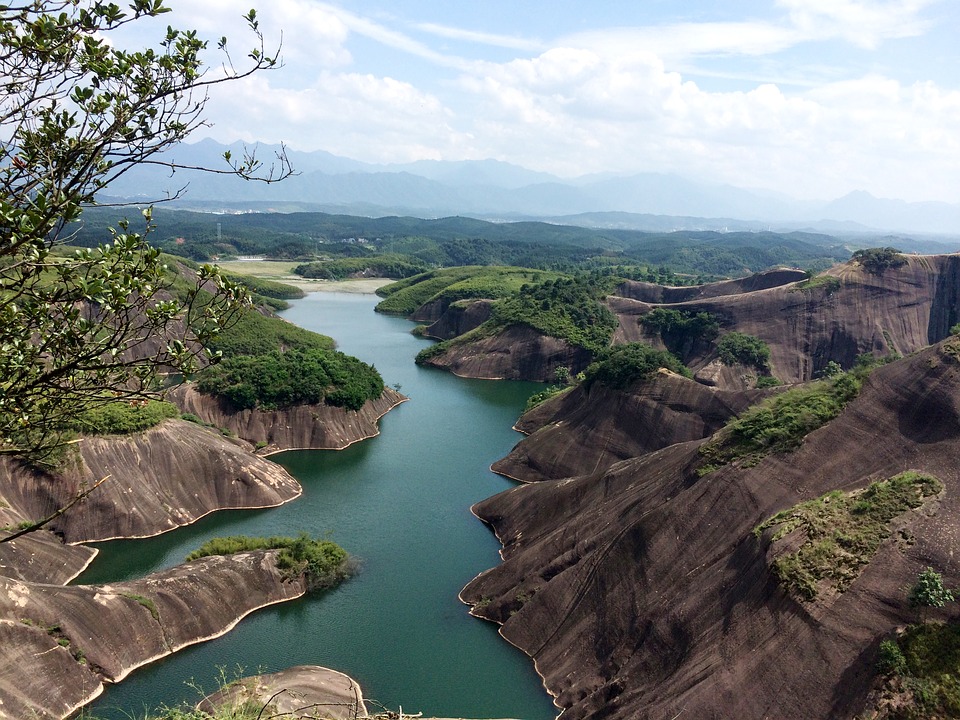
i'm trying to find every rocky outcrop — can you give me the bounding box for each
[0,550,306,720]
[0,419,302,544]
[418,324,593,382]
[494,369,770,483]
[616,267,808,304]
[424,299,495,340]
[464,341,960,720]
[170,385,406,452]
[612,255,960,387]
[0,531,96,584]
[199,665,366,719]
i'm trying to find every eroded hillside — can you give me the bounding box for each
[462,339,960,719]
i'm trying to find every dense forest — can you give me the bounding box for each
[74,206,857,279]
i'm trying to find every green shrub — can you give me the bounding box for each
[489,275,618,353]
[641,308,720,355]
[755,375,782,388]
[699,372,862,472]
[716,332,770,369]
[755,472,942,601]
[524,384,572,412]
[852,247,907,275]
[185,533,350,590]
[877,639,908,676]
[583,343,690,390]
[65,401,179,435]
[793,275,841,294]
[196,348,383,411]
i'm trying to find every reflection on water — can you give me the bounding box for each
[85,292,556,719]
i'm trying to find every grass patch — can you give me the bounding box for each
[524,384,573,412]
[121,593,160,622]
[792,274,842,293]
[754,471,942,601]
[186,533,350,591]
[873,622,960,719]
[698,372,862,474]
[65,400,179,435]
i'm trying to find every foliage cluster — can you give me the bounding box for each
[196,349,383,411]
[716,331,771,369]
[642,308,720,356]
[755,472,942,601]
[375,266,557,316]
[0,1,291,462]
[202,306,335,359]
[293,254,429,280]
[793,274,842,293]
[876,622,960,718]
[185,533,349,590]
[699,372,862,472]
[489,275,618,353]
[853,247,908,275]
[219,272,304,303]
[910,568,956,610]
[583,343,690,390]
[65,400,179,436]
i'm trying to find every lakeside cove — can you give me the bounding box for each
[82,291,556,719]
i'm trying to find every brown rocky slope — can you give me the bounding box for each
[463,339,960,720]
[0,418,302,543]
[170,385,406,452]
[0,550,307,720]
[420,255,960,387]
[493,369,770,483]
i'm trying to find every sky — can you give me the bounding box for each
[125,1,960,203]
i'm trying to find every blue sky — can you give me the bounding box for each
[144,0,959,203]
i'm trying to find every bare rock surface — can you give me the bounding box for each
[199,665,366,719]
[421,255,960,385]
[171,385,406,452]
[615,254,960,387]
[464,340,960,720]
[0,418,302,544]
[615,267,808,304]
[0,531,96,584]
[494,370,769,482]
[425,298,495,340]
[0,550,305,719]
[419,324,593,382]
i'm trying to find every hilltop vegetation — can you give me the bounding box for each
[73,206,851,278]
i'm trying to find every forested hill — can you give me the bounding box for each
[75,206,856,278]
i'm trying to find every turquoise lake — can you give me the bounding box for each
[82,291,557,720]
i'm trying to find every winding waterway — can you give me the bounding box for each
[82,292,557,719]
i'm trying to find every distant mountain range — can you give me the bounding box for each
[101,138,960,237]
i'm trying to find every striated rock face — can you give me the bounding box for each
[0,419,302,544]
[494,370,769,483]
[464,341,960,720]
[170,385,406,452]
[0,531,96,584]
[615,267,809,304]
[0,551,306,720]
[419,324,593,382]
[421,256,960,385]
[615,255,960,386]
[199,665,367,719]
[424,298,495,340]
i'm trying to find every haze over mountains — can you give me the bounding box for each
[103,139,960,237]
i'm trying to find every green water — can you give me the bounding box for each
[82,292,557,719]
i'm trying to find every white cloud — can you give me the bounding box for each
[777,0,935,48]
[414,22,545,52]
